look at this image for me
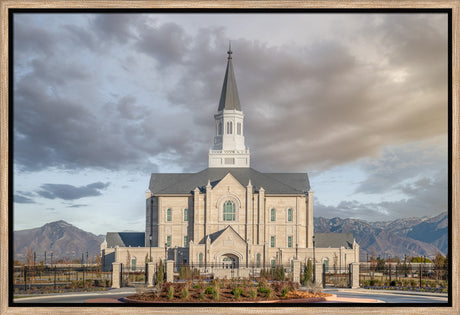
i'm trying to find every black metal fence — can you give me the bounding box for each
[359,263,448,290]
[120,263,146,287]
[13,265,112,292]
[322,266,350,288]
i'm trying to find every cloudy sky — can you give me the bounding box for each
[12,12,449,235]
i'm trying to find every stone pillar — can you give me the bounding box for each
[147,262,156,287]
[292,260,301,283]
[350,262,360,288]
[166,260,174,283]
[112,262,121,288]
[314,262,323,287]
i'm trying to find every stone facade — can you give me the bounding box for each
[101,48,360,279]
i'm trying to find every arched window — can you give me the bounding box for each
[287,208,292,221]
[256,253,261,268]
[183,208,188,221]
[288,236,292,248]
[167,208,172,221]
[223,200,235,221]
[271,208,275,221]
[237,122,241,135]
[199,253,203,267]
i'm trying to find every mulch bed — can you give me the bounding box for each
[126,283,332,303]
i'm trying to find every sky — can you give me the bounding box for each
[12,12,449,235]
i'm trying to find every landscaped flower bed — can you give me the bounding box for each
[127,278,331,303]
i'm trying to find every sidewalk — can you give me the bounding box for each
[14,287,136,301]
[325,287,448,298]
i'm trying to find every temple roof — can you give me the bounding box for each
[149,167,310,195]
[315,233,355,249]
[105,232,145,248]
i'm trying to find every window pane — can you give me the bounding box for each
[167,208,171,221]
[184,236,188,247]
[271,209,275,221]
[167,235,171,247]
[288,236,292,248]
[288,209,292,221]
[184,208,188,221]
[271,236,275,248]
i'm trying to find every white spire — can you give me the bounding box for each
[209,46,250,168]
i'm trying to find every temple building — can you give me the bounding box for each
[101,47,359,276]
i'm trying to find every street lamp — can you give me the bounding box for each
[164,243,168,263]
[50,252,53,268]
[149,234,152,262]
[313,235,316,282]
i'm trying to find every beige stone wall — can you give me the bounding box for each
[141,172,359,271]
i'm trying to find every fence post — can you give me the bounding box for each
[350,263,360,288]
[112,262,122,288]
[314,262,323,287]
[147,262,156,287]
[24,266,27,291]
[166,260,174,283]
[292,260,301,284]
[419,264,422,288]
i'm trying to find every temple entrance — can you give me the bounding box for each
[222,254,238,269]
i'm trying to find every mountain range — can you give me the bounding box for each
[314,211,448,261]
[14,220,104,263]
[14,212,448,262]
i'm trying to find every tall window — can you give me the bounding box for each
[237,122,241,135]
[131,258,136,271]
[288,236,292,248]
[167,208,172,221]
[184,236,188,247]
[166,235,171,247]
[199,253,203,267]
[256,253,261,268]
[271,259,275,268]
[270,236,275,248]
[287,208,292,221]
[223,200,235,221]
[271,208,275,221]
[217,122,222,135]
[227,121,233,134]
[184,208,188,221]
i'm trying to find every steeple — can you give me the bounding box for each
[209,45,250,168]
[218,43,241,111]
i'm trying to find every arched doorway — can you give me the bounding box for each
[222,254,238,269]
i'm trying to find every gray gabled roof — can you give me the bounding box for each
[105,232,145,248]
[315,233,354,249]
[149,168,310,195]
[217,48,241,111]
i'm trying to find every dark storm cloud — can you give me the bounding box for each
[315,171,447,221]
[37,182,110,200]
[13,14,447,178]
[14,194,35,204]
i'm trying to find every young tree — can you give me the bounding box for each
[155,259,164,285]
[302,260,313,285]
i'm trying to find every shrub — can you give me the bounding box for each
[258,286,272,298]
[231,287,244,299]
[212,288,220,301]
[167,286,174,300]
[248,288,257,299]
[205,286,215,294]
[281,287,290,297]
[182,287,189,299]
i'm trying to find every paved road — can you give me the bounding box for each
[323,288,448,304]
[13,287,448,304]
[13,288,136,304]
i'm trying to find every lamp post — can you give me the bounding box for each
[149,235,152,262]
[50,252,53,268]
[164,243,168,263]
[313,235,316,282]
